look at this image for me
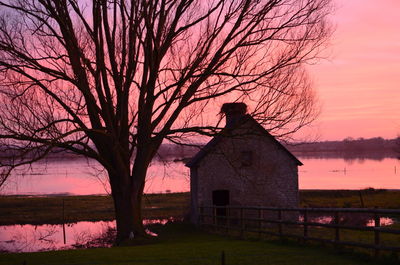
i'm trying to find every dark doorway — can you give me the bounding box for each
[212,190,230,225]
[212,190,230,206]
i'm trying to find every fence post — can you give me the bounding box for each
[374,209,381,258]
[213,206,217,228]
[334,210,340,249]
[240,207,244,238]
[303,208,308,242]
[226,207,230,234]
[221,251,226,265]
[62,198,66,244]
[199,206,204,225]
[258,208,263,238]
[278,209,283,240]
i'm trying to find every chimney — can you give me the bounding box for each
[221,102,247,127]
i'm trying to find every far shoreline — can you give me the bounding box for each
[2,188,400,198]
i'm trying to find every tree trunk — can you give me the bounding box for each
[110,159,149,244]
[112,192,146,243]
[112,187,146,244]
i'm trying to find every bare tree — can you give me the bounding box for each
[0,0,332,242]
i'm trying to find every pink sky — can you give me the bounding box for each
[303,0,400,140]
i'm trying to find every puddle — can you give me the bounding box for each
[366,217,394,227]
[0,218,175,253]
[298,215,394,227]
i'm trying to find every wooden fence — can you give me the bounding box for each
[198,206,400,257]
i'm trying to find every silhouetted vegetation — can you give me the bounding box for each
[287,137,400,160]
[157,137,400,161]
[1,137,397,163]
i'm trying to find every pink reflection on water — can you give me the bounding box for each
[1,157,399,195]
[298,215,394,227]
[3,159,110,195]
[366,217,394,227]
[3,159,190,195]
[0,218,175,253]
[299,158,400,190]
[0,221,114,252]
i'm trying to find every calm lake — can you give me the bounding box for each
[1,155,399,253]
[1,156,399,195]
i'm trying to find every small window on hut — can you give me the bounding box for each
[241,151,253,167]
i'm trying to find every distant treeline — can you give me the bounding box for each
[155,144,200,161]
[285,137,400,160]
[155,137,400,161]
[1,137,399,161]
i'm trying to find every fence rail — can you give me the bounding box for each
[198,206,400,257]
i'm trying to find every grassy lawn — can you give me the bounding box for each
[240,221,400,256]
[1,190,399,225]
[0,223,396,265]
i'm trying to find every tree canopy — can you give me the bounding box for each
[0,0,332,242]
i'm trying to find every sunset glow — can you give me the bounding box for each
[304,0,400,140]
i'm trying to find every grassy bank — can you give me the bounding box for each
[1,189,400,225]
[300,189,400,209]
[0,223,395,265]
[0,193,189,225]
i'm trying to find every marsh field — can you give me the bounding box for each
[1,155,399,260]
[1,191,400,264]
[1,189,400,225]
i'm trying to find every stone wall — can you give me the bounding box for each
[194,119,299,213]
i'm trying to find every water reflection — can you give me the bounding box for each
[299,157,400,190]
[2,159,190,195]
[298,215,394,227]
[0,218,175,253]
[1,156,399,195]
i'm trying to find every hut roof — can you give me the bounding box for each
[185,114,303,167]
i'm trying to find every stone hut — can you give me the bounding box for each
[185,103,302,223]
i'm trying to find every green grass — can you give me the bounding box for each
[0,223,396,265]
[1,189,399,225]
[250,222,400,255]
